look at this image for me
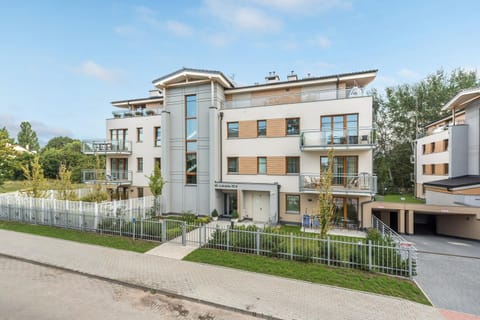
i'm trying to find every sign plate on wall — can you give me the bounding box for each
[214,183,238,190]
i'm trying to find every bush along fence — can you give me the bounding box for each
[184,224,417,278]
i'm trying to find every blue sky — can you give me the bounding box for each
[0,0,479,145]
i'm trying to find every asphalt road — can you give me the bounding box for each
[405,234,480,316]
[0,256,256,320]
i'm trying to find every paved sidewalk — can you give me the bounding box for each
[0,229,444,320]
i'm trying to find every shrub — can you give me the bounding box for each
[80,190,108,203]
[231,210,239,219]
[211,209,218,218]
[366,228,383,243]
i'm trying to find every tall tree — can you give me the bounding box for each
[44,136,74,150]
[17,121,40,151]
[373,68,479,192]
[0,128,16,186]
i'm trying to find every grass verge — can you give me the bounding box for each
[184,248,430,305]
[377,194,425,204]
[0,221,158,253]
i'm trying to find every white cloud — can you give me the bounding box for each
[133,5,161,28]
[76,61,122,83]
[204,33,231,47]
[252,0,352,14]
[397,68,420,79]
[166,20,193,37]
[309,35,331,48]
[204,0,282,32]
[114,25,141,37]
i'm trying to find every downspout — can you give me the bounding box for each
[277,183,281,224]
[219,111,224,181]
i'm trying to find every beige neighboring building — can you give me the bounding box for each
[82,68,378,226]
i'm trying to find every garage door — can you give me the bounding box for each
[252,192,270,223]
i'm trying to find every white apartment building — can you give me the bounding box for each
[82,68,378,226]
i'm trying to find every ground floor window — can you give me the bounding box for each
[138,187,144,198]
[223,192,237,216]
[333,197,358,225]
[286,194,300,214]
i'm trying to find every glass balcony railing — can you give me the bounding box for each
[82,170,132,185]
[111,108,162,119]
[299,173,377,194]
[224,87,367,109]
[81,140,132,154]
[300,128,375,150]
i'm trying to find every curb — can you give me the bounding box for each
[0,252,280,320]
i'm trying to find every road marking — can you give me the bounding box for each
[447,242,471,247]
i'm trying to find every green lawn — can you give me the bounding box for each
[277,224,365,242]
[0,180,87,194]
[376,194,424,204]
[0,221,158,253]
[184,249,429,305]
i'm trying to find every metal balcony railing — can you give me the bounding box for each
[299,173,377,194]
[224,87,367,109]
[300,128,375,150]
[81,140,132,154]
[82,170,133,185]
[111,108,162,119]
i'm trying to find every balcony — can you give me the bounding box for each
[82,170,132,186]
[82,140,132,155]
[224,87,367,109]
[300,128,375,151]
[111,108,161,119]
[299,173,377,195]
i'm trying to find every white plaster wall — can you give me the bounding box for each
[415,130,449,185]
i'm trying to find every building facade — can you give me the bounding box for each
[82,68,378,226]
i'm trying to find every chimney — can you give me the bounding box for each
[287,70,298,81]
[265,71,280,83]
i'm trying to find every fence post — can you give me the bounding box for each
[368,240,372,271]
[408,247,413,279]
[162,221,166,242]
[94,202,99,231]
[226,227,230,251]
[140,219,143,239]
[41,198,45,224]
[290,233,293,260]
[182,222,186,246]
[256,229,260,255]
[199,225,203,247]
[29,197,32,222]
[382,224,385,237]
[327,236,331,266]
[120,218,123,237]
[132,218,136,240]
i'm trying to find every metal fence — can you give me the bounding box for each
[0,203,163,242]
[172,223,416,278]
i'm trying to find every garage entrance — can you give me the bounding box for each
[414,214,436,234]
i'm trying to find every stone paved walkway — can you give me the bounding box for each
[0,229,445,320]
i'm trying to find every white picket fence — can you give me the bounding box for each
[0,194,156,219]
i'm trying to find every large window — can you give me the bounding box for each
[334,197,358,225]
[321,156,358,185]
[321,114,358,144]
[137,157,143,172]
[137,127,143,143]
[257,157,267,174]
[228,157,238,173]
[286,118,300,135]
[286,157,300,174]
[257,120,266,137]
[154,127,161,147]
[286,195,300,214]
[110,158,128,180]
[228,122,239,138]
[110,129,128,149]
[185,95,197,184]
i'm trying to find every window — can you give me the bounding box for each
[444,163,449,175]
[154,127,161,146]
[185,95,197,184]
[228,122,239,138]
[422,144,426,154]
[286,157,300,174]
[257,157,267,174]
[137,127,143,142]
[431,142,435,153]
[431,164,435,175]
[228,157,238,173]
[137,157,143,172]
[154,157,161,170]
[257,120,266,137]
[443,139,448,152]
[334,197,358,224]
[110,129,128,150]
[138,187,144,198]
[286,195,300,213]
[286,118,300,135]
[321,114,358,144]
[111,158,128,180]
[321,156,358,185]
[422,164,426,175]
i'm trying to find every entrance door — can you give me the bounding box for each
[224,192,237,217]
[253,192,270,223]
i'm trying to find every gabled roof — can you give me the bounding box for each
[424,175,480,190]
[152,67,234,88]
[442,86,480,111]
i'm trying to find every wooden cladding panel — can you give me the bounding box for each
[267,118,286,137]
[424,164,432,175]
[424,143,432,154]
[239,157,258,175]
[239,120,258,138]
[252,87,301,105]
[435,141,444,153]
[267,157,285,175]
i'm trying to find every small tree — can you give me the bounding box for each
[317,148,335,238]
[147,164,165,216]
[22,154,47,198]
[17,121,40,151]
[56,163,77,200]
[0,128,16,186]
